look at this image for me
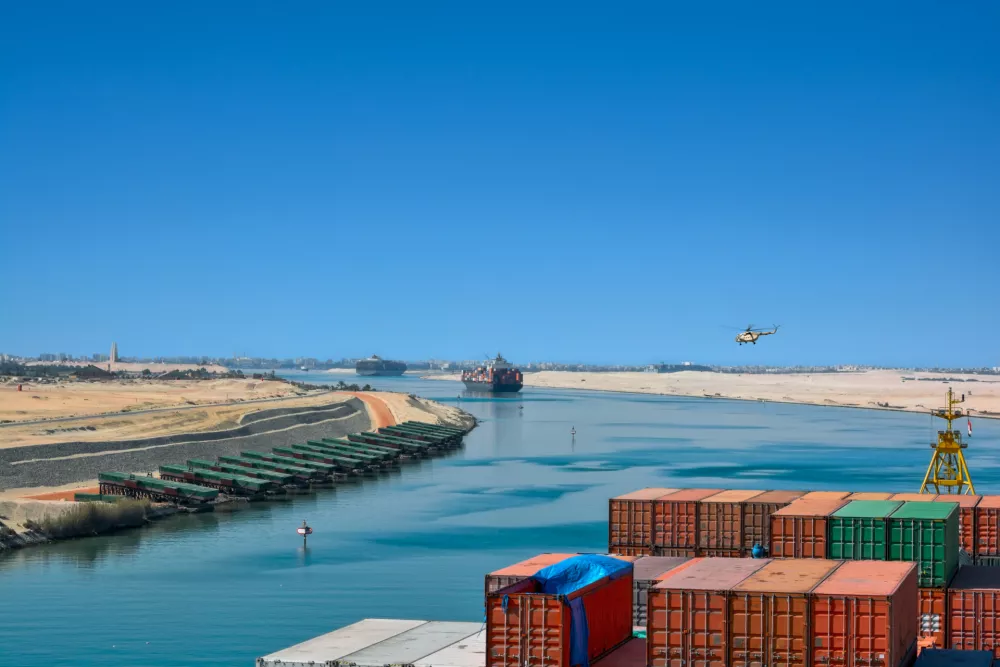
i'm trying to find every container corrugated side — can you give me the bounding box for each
[647,557,771,667]
[889,502,959,588]
[741,490,805,552]
[631,557,693,629]
[975,496,1000,557]
[934,494,981,557]
[729,559,842,667]
[609,488,679,552]
[947,565,1000,658]
[770,497,848,558]
[827,500,902,561]
[918,586,948,650]
[698,489,764,553]
[652,489,722,552]
[811,560,918,667]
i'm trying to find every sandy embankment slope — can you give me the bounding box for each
[425,369,1000,417]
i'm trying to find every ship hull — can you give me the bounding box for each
[356,369,406,377]
[462,380,523,393]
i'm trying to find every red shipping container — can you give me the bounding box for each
[918,586,948,650]
[934,494,980,556]
[848,492,894,500]
[699,489,764,552]
[592,638,645,667]
[647,557,771,667]
[893,493,939,502]
[801,491,850,500]
[487,559,634,667]
[947,565,1000,657]
[653,489,722,551]
[485,553,574,598]
[976,496,1000,557]
[609,488,678,551]
[769,497,847,558]
[729,559,843,667]
[742,490,805,552]
[632,557,694,629]
[812,560,919,667]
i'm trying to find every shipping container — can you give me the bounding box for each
[647,557,771,667]
[919,586,949,650]
[729,558,842,667]
[631,557,692,629]
[889,502,960,588]
[915,649,995,667]
[770,497,848,558]
[947,565,1000,658]
[935,494,981,557]
[609,488,678,551]
[699,489,764,553]
[894,493,939,502]
[848,492,895,500]
[652,547,698,558]
[652,489,722,551]
[827,500,902,560]
[742,490,805,552]
[592,638,645,667]
[977,496,1000,558]
[801,491,850,500]
[812,560,918,667]
[487,555,634,667]
[484,553,574,598]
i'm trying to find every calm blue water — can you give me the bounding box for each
[2,375,998,667]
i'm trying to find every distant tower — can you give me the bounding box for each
[110,342,119,363]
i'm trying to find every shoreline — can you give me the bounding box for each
[422,369,1000,420]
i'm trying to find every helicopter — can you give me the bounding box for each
[735,324,780,345]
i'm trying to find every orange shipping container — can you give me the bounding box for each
[609,488,678,551]
[812,561,919,667]
[485,553,574,598]
[976,496,1000,557]
[769,497,847,558]
[632,557,694,629]
[742,489,805,552]
[487,557,634,667]
[653,488,722,551]
[647,557,771,667]
[947,565,1000,657]
[847,491,894,500]
[934,494,980,556]
[801,491,850,500]
[729,559,842,667]
[699,489,764,552]
[918,586,948,650]
[893,493,938,502]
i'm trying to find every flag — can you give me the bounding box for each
[968,418,973,437]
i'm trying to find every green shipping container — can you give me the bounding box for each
[888,501,960,587]
[828,500,902,560]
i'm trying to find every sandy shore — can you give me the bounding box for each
[0,378,338,448]
[425,369,1000,417]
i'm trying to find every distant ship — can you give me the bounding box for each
[462,353,523,393]
[355,355,407,377]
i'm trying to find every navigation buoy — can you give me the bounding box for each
[297,520,313,547]
[570,427,576,437]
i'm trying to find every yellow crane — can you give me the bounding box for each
[919,387,975,495]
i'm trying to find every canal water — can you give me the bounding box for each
[2,374,998,667]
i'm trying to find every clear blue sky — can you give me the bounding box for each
[1,2,997,367]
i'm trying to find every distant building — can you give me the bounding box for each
[110,342,119,363]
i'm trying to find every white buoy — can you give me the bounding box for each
[297,519,313,547]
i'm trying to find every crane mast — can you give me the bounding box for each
[919,387,975,495]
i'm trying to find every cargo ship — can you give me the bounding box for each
[355,355,407,377]
[461,353,523,393]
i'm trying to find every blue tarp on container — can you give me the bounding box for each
[915,650,994,667]
[531,555,633,667]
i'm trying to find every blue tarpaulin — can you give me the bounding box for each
[531,555,633,667]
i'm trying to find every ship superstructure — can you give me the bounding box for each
[461,353,523,392]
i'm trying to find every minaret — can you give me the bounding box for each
[110,342,119,363]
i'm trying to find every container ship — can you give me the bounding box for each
[355,355,407,377]
[461,353,523,392]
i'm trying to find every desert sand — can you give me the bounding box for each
[426,369,1000,417]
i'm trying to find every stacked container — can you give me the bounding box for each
[935,494,981,562]
[848,491,895,500]
[741,490,804,554]
[729,559,841,667]
[646,557,770,667]
[698,489,764,556]
[770,496,848,558]
[609,488,677,556]
[630,557,692,630]
[893,493,939,502]
[811,561,919,667]
[652,488,721,556]
[975,496,1000,566]
[800,491,850,500]
[486,555,634,667]
[484,553,574,598]
[827,500,902,560]
[947,565,1000,658]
